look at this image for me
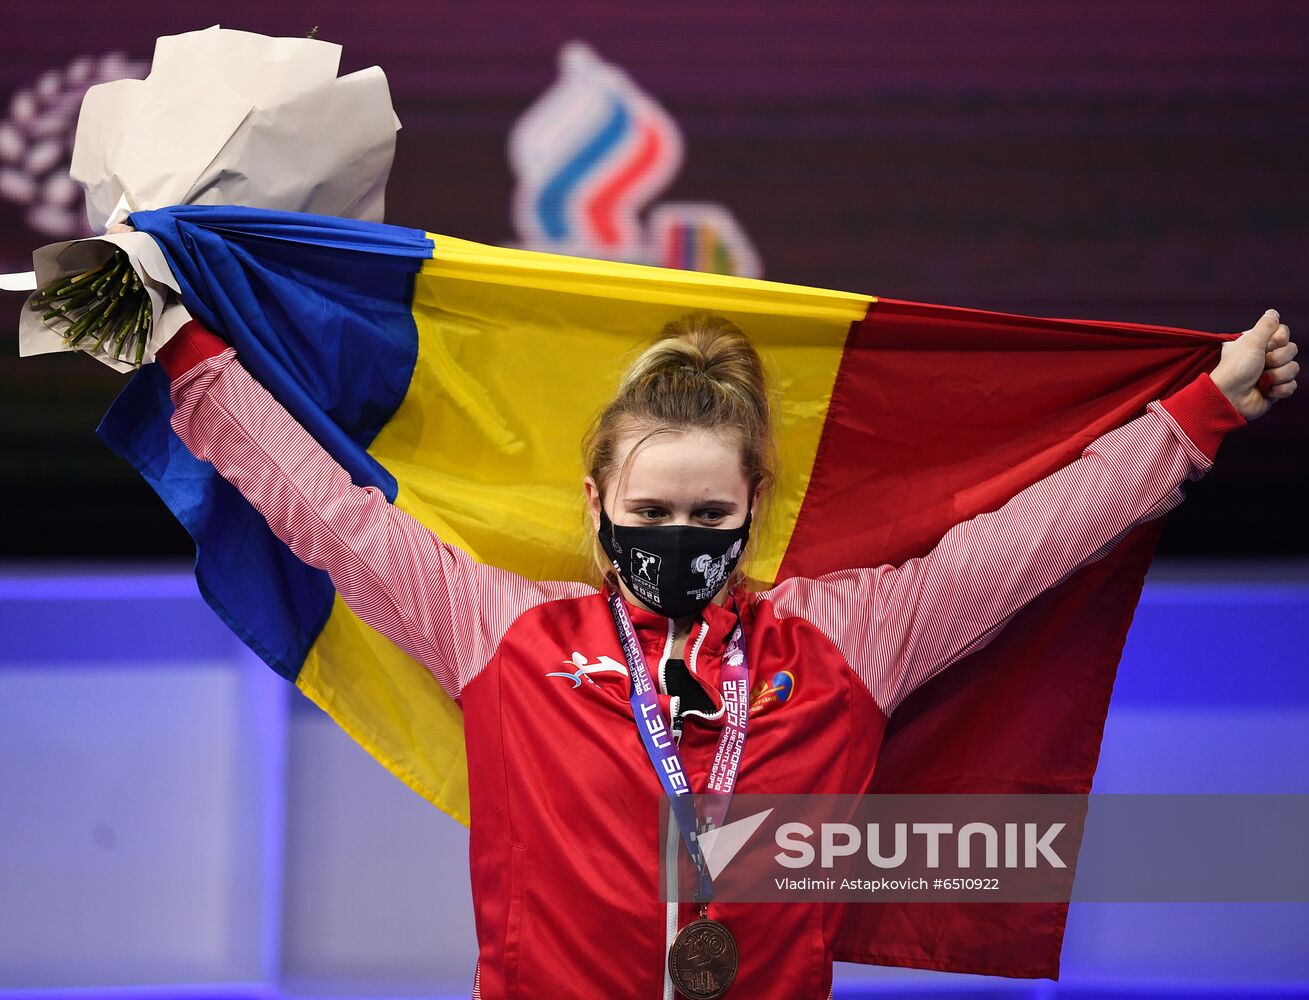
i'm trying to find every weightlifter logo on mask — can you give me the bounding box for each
[632,548,661,585]
[691,539,744,599]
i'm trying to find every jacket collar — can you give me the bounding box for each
[613,585,744,652]
[606,585,750,724]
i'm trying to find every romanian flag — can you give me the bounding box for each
[99,204,1229,979]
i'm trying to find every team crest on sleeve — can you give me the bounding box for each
[749,670,796,716]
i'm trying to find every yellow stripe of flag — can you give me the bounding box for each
[299,235,872,824]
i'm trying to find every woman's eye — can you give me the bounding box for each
[698,509,726,523]
[637,508,665,520]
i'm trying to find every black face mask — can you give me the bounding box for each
[598,508,752,619]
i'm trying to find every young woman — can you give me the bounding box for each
[151,307,1293,999]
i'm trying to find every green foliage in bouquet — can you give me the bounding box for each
[29,250,152,365]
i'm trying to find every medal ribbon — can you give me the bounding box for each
[607,588,750,903]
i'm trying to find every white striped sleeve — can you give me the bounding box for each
[763,390,1232,716]
[167,348,593,700]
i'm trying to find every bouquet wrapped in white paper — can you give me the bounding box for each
[17,25,401,371]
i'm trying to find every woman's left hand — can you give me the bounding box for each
[1210,310,1298,421]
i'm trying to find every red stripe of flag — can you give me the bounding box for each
[780,298,1226,976]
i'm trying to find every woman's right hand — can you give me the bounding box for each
[107,223,134,234]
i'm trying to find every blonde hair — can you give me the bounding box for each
[582,311,777,588]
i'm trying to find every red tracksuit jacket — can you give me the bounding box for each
[159,322,1246,999]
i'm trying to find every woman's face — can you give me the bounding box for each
[584,427,754,531]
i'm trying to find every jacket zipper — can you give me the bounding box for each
[688,621,709,674]
[680,621,725,723]
[656,618,677,695]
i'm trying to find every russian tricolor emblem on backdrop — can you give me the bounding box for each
[509,41,761,276]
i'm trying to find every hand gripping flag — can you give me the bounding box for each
[99,204,1230,979]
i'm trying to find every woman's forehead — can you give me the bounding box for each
[613,428,749,501]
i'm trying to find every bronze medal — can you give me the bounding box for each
[668,916,738,999]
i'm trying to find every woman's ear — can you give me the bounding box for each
[583,476,602,531]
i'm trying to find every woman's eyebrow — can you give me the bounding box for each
[623,497,738,508]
